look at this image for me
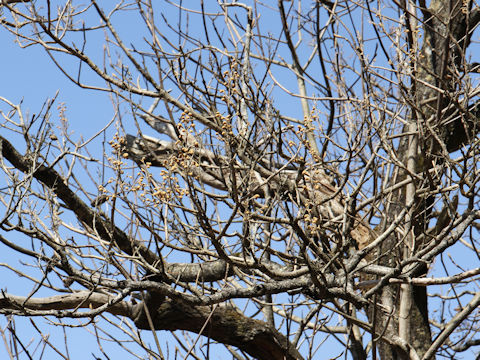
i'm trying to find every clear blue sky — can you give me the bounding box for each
[0,3,478,359]
[0,17,143,359]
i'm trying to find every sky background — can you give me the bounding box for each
[0,10,352,357]
[0,2,479,359]
[0,16,120,360]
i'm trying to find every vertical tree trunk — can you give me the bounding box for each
[370,1,472,358]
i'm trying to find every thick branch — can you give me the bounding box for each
[0,291,133,317]
[0,136,160,266]
[0,291,304,360]
[444,100,480,152]
[123,134,372,249]
[165,260,233,282]
[134,298,304,360]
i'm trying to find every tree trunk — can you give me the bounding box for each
[370,1,474,358]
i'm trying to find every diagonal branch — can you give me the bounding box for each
[134,298,304,360]
[0,291,304,360]
[422,291,480,360]
[0,135,160,267]
[0,291,133,317]
[123,134,373,249]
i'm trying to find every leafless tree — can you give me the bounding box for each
[1,0,480,359]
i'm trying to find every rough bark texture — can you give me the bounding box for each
[0,135,304,360]
[134,299,304,360]
[1,1,480,359]
[369,1,477,358]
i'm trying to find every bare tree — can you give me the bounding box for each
[1,0,480,359]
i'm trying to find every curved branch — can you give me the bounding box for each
[0,135,160,267]
[122,134,373,249]
[134,298,304,360]
[0,291,134,317]
[0,291,304,360]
